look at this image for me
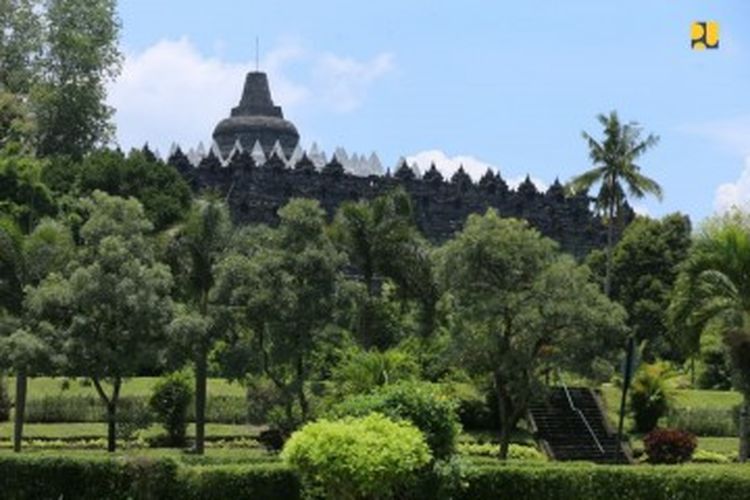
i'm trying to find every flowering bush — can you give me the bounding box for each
[643,428,697,464]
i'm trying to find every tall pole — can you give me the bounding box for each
[617,336,635,442]
[255,37,259,72]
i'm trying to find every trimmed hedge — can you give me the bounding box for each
[0,455,181,500]
[459,464,750,500]
[2,456,750,500]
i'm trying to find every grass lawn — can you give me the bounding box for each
[0,422,262,441]
[0,446,278,464]
[7,377,246,400]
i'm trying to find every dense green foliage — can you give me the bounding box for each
[149,372,193,447]
[606,214,692,360]
[25,191,173,451]
[438,210,627,457]
[669,211,750,460]
[330,381,460,459]
[282,413,431,500]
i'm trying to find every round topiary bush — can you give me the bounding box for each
[281,413,431,500]
[643,428,697,464]
[329,381,461,459]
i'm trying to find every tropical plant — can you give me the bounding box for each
[568,111,662,296]
[669,210,750,461]
[629,362,676,433]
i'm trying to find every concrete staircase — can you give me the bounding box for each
[528,387,631,464]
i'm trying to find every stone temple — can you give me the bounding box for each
[169,71,631,257]
[212,72,300,159]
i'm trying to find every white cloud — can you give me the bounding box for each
[107,38,394,153]
[406,149,548,191]
[313,53,394,112]
[714,156,750,213]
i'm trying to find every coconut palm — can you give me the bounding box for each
[568,111,662,296]
[669,212,750,461]
[166,196,232,454]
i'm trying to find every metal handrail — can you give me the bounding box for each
[556,371,605,455]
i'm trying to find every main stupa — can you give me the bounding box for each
[212,71,300,159]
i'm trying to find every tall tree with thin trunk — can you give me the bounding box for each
[669,211,750,462]
[438,210,627,458]
[567,111,662,296]
[0,175,70,453]
[166,197,232,454]
[25,192,172,452]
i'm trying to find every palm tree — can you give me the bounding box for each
[331,189,437,347]
[568,111,662,296]
[669,212,750,461]
[166,197,232,454]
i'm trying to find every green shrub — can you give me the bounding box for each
[692,449,731,463]
[281,413,431,500]
[330,381,461,459]
[0,455,180,500]
[150,371,194,447]
[327,347,420,402]
[459,464,750,500]
[0,373,10,422]
[458,442,546,461]
[630,362,676,433]
[181,463,300,500]
[643,428,697,464]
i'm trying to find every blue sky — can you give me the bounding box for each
[111,1,750,223]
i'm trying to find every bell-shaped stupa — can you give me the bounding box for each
[212,72,300,159]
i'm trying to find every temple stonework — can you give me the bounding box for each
[169,71,627,257]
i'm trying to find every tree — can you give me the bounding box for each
[438,210,626,458]
[593,214,692,361]
[166,197,232,454]
[25,191,173,452]
[567,111,662,296]
[331,189,438,348]
[668,211,750,462]
[214,199,343,426]
[33,0,121,158]
[0,217,73,451]
[0,0,43,94]
[0,152,57,233]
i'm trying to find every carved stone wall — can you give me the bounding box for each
[169,149,628,258]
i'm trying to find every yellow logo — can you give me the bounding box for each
[691,21,719,50]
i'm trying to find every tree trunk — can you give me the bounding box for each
[604,202,615,297]
[740,399,750,463]
[93,377,120,453]
[495,373,511,460]
[195,346,207,455]
[106,402,117,452]
[13,369,27,453]
[297,355,309,421]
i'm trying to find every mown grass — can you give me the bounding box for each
[0,423,261,440]
[7,377,246,400]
